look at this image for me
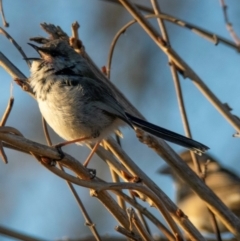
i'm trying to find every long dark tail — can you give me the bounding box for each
[126,113,209,153]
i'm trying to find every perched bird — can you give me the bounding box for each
[160,151,240,233]
[28,39,208,166]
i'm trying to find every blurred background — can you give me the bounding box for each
[0,0,240,240]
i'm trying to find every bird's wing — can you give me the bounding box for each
[77,76,133,127]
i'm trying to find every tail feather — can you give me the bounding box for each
[126,113,209,153]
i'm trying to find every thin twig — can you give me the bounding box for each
[207,207,222,241]
[0,225,44,241]
[0,98,14,164]
[129,191,151,236]
[0,0,8,27]
[0,52,34,98]
[0,94,14,126]
[109,168,126,209]
[105,184,182,240]
[219,0,240,46]
[70,21,83,54]
[0,27,31,67]
[202,160,222,241]
[102,0,152,14]
[0,141,7,163]
[115,226,141,241]
[113,190,175,241]
[41,117,52,146]
[109,166,151,236]
[0,126,23,136]
[0,84,14,163]
[0,52,27,79]
[127,208,154,241]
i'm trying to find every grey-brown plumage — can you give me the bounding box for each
[160,151,240,233]
[28,40,209,153]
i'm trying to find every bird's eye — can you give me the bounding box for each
[50,51,58,57]
[50,50,66,59]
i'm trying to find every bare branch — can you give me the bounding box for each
[0,0,8,27]
[219,0,240,46]
[0,27,30,67]
[0,225,44,241]
[0,84,14,163]
[0,52,27,79]
[109,168,126,209]
[113,190,175,241]
[115,226,141,241]
[127,208,155,241]
[0,140,7,163]
[0,97,14,127]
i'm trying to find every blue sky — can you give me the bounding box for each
[0,1,240,240]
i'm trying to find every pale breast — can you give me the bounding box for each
[38,95,126,143]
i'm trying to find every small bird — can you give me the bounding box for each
[28,39,208,166]
[159,151,240,234]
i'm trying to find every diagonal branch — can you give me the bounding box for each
[219,0,240,46]
[0,0,8,27]
[0,225,43,241]
[0,27,31,67]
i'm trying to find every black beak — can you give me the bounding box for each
[28,43,51,61]
[26,43,43,61]
[24,57,41,61]
[28,43,50,54]
[28,43,41,52]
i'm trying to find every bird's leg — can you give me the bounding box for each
[54,136,92,148]
[83,142,100,167]
[52,136,92,160]
[53,138,100,176]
